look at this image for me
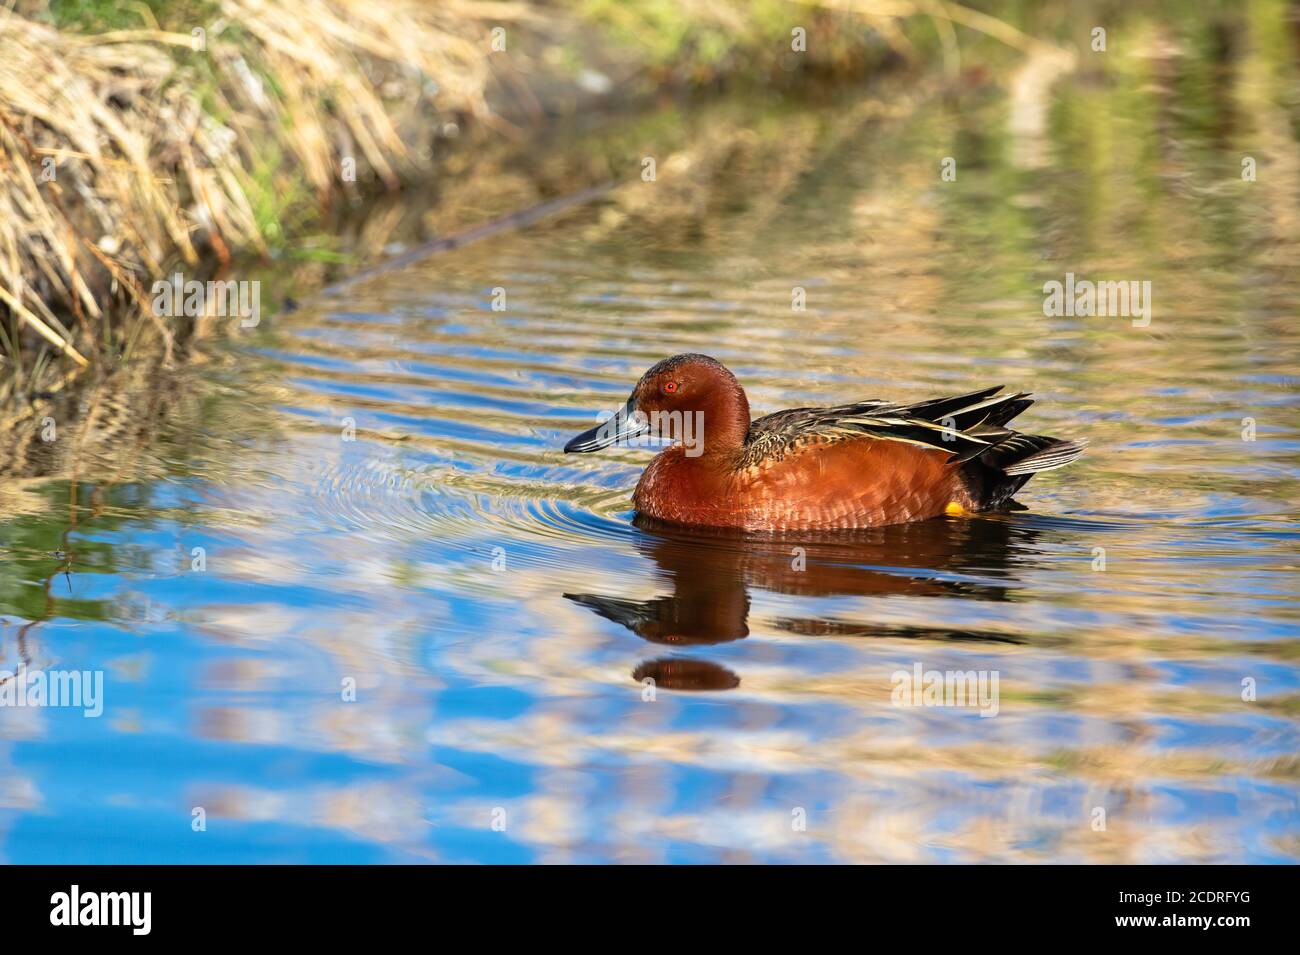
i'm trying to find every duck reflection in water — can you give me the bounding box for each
[566,513,1043,691]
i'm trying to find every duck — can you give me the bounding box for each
[563,353,1084,531]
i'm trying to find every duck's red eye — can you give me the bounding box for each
[663,381,679,394]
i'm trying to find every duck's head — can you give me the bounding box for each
[563,353,750,456]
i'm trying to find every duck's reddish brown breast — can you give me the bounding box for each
[633,437,975,530]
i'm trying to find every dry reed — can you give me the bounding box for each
[0,0,533,395]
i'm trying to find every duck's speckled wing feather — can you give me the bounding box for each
[741,386,1032,468]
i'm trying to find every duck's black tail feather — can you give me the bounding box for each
[990,435,1089,476]
[964,433,1088,508]
[904,387,1033,433]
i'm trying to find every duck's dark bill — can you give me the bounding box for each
[564,400,649,453]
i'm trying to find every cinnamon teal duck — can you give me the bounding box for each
[563,354,1085,531]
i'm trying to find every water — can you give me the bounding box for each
[2,68,1299,863]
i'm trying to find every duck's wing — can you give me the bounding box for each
[743,386,1035,467]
